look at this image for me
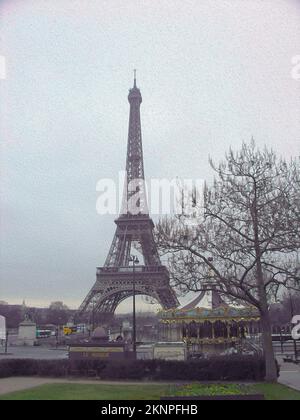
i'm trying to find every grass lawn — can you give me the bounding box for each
[0,383,171,400]
[0,382,299,400]
[250,383,300,401]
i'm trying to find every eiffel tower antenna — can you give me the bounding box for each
[78,77,179,324]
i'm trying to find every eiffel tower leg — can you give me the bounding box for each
[78,266,178,322]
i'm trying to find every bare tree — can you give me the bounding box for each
[270,291,300,325]
[156,141,300,382]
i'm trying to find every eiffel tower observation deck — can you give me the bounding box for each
[78,74,179,322]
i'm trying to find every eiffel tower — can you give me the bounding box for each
[78,74,179,323]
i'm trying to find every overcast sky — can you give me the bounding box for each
[0,0,299,311]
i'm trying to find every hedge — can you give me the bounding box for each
[0,356,279,381]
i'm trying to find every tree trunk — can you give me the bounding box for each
[252,184,278,382]
[260,306,278,382]
[255,252,278,382]
[255,247,278,382]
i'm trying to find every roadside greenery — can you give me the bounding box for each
[0,382,299,401]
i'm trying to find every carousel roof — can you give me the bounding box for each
[159,304,260,321]
[159,289,260,322]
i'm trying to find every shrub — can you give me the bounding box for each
[0,356,278,381]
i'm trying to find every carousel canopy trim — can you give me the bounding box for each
[158,304,260,323]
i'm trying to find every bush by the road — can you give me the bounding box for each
[0,356,279,381]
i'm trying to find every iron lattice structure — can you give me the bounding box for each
[78,76,179,322]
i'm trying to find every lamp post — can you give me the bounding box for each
[92,300,95,332]
[129,255,139,358]
[5,330,8,354]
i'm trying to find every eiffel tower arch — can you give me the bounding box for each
[78,75,179,323]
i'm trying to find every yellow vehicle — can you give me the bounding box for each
[63,326,77,336]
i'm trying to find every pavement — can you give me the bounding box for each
[0,377,56,396]
[278,358,300,391]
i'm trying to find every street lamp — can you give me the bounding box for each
[5,330,8,354]
[91,300,96,334]
[129,255,139,358]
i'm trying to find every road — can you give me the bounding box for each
[0,345,67,360]
[273,340,299,356]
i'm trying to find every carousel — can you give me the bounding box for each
[158,289,261,356]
